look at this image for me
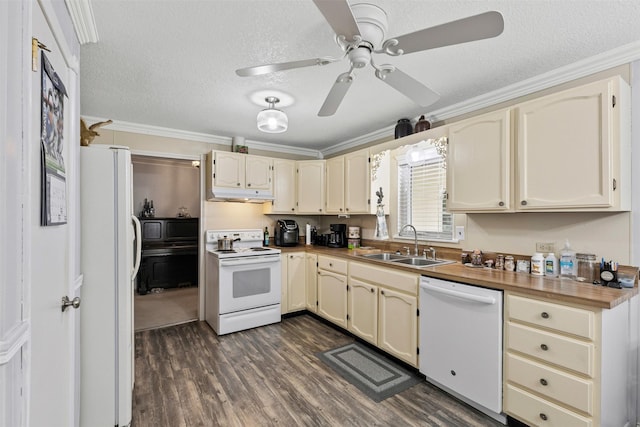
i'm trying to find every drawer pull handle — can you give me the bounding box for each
[539,413,548,421]
[540,344,549,351]
[541,311,549,319]
[540,378,548,386]
[370,288,374,293]
[329,263,333,267]
[381,290,385,295]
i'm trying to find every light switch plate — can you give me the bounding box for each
[455,226,465,241]
[536,242,555,253]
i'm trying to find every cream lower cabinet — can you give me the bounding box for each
[348,262,419,366]
[284,252,306,313]
[504,292,635,427]
[305,253,317,313]
[317,255,348,328]
[347,278,378,345]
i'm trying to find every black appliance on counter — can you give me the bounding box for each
[327,223,347,248]
[274,219,299,246]
[137,217,199,295]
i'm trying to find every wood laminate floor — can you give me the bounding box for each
[132,314,506,427]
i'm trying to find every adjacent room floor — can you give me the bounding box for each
[134,286,198,332]
[132,314,504,426]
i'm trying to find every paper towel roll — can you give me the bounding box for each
[305,223,311,245]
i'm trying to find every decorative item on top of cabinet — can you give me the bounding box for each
[414,115,431,133]
[446,108,512,212]
[516,76,630,211]
[395,118,413,139]
[369,148,390,215]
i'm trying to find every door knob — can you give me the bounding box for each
[61,296,81,312]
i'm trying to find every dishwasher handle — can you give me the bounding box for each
[420,281,496,305]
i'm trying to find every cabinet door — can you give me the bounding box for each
[245,155,272,190]
[447,109,511,211]
[287,252,306,312]
[347,278,378,345]
[265,158,296,214]
[317,270,347,327]
[297,160,325,214]
[280,254,288,314]
[305,253,317,312]
[214,151,245,188]
[345,148,370,213]
[325,156,345,214]
[379,288,418,366]
[516,79,616,210]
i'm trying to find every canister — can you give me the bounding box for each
[495,254,505,270]
[576,253,598,283]
[504,255,515,271]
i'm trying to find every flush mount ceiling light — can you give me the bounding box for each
[257,96,288,133]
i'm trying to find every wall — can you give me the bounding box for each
[132,156,200,218]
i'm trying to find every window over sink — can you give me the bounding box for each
[396,138,453,242]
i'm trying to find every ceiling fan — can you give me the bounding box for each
[236,0,504,117]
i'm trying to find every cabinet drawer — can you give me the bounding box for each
[506,353,593,415]
[318,256,348,275]
[505,384,592,427]
[348,262,418,295]
[507,294,594,340]
[507,322,594,377]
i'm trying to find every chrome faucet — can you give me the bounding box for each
[400,224,418,256]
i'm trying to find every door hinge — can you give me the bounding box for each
[417,308,420,317]
[613,178,617,191]
[417,347,420,355]
[316,262,319,267]
[346,285,349,291]
[367,198,370,205]
[368,157,371,163]
[346,314,350,320]
[612,95,617,108]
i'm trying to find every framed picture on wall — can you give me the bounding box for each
[40,52,68,226]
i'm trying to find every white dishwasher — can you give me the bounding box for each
[419,276,505,424]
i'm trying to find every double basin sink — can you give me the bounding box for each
[358,252,454,268]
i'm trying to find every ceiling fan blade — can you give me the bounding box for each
[318,72,353,117]
[313,0,361,43]
[376,67,440,107]
[389,11,504,55]
[236,57,338,77]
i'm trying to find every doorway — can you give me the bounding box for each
[131,155,200,331]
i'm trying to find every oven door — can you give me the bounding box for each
[218,254,281,313]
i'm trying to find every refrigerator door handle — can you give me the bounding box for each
[131,215,142,279]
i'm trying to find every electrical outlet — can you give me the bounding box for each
[536,242,555,253]
[455,226,465,241]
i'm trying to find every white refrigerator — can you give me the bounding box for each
[80,145,142,427]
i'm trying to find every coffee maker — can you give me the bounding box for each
[327,224,347,248]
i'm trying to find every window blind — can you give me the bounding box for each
[397,148,453,241]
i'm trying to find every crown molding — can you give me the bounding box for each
[64,0,99,44]
[323,40,640,155]
[81,116,322,158]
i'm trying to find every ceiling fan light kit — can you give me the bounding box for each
[257,96,288,133]
[236,1,504,117]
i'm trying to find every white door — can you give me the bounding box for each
[29,2,81,425]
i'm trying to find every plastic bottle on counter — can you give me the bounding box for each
[544,252,558,277]
[559,239,577,278]
[263,227,269,246]
[531,252,545,276]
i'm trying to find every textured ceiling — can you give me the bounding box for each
[80,0,640,152]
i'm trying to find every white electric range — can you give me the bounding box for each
[204,229,281,335]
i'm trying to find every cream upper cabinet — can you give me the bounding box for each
[447,108,512,212]
[344,148,370,213]
[325,156,345,214]
[245,155,273,190]
[347,278,378,345]
[305,253,317,313]
[516,77,630,211]
[297,160,325,214]
[285,252,306,312]
[212,151,245,188]
[264,158,297,214]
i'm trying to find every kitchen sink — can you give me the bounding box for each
[361,253,408,261]
[391,258,453,267]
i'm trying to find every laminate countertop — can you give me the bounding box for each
[275,245,638,309]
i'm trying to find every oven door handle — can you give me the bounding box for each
[219,255,280,267]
